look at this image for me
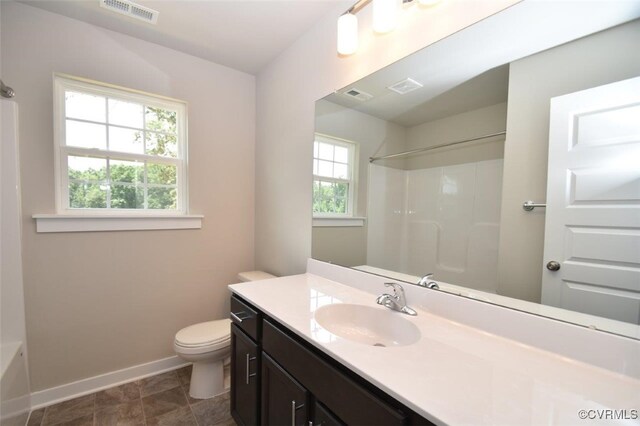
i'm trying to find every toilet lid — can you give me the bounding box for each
[175,319,231,348]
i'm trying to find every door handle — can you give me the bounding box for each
[291,400,305,426]
[546,261,561,271]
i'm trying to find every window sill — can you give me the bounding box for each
[312,217,366,227]
[32,214,203,233]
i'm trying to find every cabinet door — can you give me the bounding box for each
[231,324,260,426]
[261,353,309,426]
[312,401,344,426]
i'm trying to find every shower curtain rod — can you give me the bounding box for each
[369,130,506,163]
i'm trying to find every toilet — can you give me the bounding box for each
[174,270,276,399]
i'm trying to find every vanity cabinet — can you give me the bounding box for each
[230,295,433,426]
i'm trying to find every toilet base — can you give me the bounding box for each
[189,360,224,399]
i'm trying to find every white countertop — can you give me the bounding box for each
[229,273,640,426]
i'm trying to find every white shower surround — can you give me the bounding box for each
[367,159,503,292]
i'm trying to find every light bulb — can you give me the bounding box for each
[337,13,358,55]
[373,0,397,34]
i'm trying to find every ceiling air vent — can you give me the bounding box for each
[342,88,373,101]
[99,0,159,24]
[388,78,423,95]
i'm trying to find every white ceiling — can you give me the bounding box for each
[18,0,350,75]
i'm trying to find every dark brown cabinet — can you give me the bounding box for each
[230,295,433,426]
[261,353,309,425]
[231,323,260,426]
[312,401,344,426]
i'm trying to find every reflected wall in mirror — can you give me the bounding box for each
[312,2,640,339]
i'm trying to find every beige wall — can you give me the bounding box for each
[311,227,367,267]
[1,2,255,391]
[497,20,640,303]
[255,0,519,276]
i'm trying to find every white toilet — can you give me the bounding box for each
[174,270,275,399]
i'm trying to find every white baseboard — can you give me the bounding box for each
[30,355,189,410]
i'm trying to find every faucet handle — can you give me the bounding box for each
[384,282,401,291]
[383,282,405,299]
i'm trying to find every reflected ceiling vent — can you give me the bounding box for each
[99,0,159,24]
[388,78,423,94]
[342,88,374,101]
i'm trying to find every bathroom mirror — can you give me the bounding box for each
[311,2,640,339]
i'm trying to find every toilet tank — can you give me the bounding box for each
[237,271,276,282]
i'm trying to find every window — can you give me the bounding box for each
[313,134,357,216]
[53,75,188,214]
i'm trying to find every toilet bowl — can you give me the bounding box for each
[174,271,276,399]
[174,319,231,399]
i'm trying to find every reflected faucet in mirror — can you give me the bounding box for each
[417,274,439,289]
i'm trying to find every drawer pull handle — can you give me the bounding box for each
[291,400,304,426]
[231,311,248,323]
[245,354,256,385]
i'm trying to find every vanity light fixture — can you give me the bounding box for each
[337,0,443,55]
[337,12,358,55]
[372,0,398,33]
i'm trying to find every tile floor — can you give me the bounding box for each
[27,365,234,426]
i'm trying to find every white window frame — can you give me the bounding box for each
[312,133,358,218]
[52,74,189,216]
[34,75,200,232]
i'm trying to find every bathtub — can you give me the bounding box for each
[1,343,30,426]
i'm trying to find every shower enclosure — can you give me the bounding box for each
[367,158,504,293]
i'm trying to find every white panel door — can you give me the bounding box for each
[541,77,640,324]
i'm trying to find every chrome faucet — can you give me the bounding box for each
[376,283,417,316]
[417,273,439,289]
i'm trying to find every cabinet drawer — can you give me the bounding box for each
[262,319,407,426]
[230,295,261,341]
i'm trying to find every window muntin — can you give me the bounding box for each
[313,135,356,216]
[54,76,187,214]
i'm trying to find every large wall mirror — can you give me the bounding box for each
[311,1,640,339]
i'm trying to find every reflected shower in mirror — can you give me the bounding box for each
[312,3,640,339]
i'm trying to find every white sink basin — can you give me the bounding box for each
[313,303,421,347]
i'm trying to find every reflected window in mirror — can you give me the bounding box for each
[313,134,357,217]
